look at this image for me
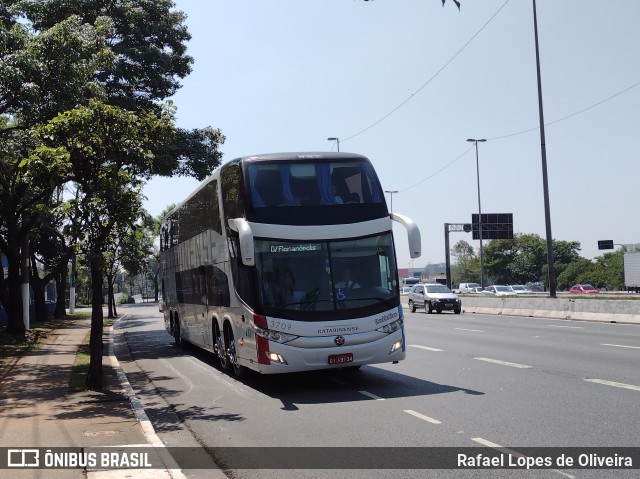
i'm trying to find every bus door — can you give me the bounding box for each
[204,264,232,349]
[200,266,213,349]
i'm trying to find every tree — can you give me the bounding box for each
[103,189,152,318]
[577,250,624,291]
[556,258,592,291]
[0,13,110,334]
[40,100,175,390]
[483,234,583,286]
[450,240,479,284]
[10,1,224,390]
[21,0,225,181]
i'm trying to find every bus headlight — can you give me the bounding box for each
[376,318,403,334]
[389,339,403,353]
[255,326,298,344]
[265,352,288,364]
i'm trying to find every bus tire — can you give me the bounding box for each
[215,322,231,372]
[226,326,245,378]
[173,317,185,349]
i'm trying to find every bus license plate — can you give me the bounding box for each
[328,353,353,365]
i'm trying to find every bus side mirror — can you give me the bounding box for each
[391,212,421,259]
[228,218,255,266]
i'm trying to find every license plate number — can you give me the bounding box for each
[328,353,353,364]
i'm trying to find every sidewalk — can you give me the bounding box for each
[0,317,176,479]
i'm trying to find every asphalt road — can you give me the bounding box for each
[114,304,640,479]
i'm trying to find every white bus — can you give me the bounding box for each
[159,152,420,376]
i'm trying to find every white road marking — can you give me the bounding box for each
[601,343,640,350]
[408,344,444,352]
[474,357,532,369]
[404,409,441,424]
[471,438,574,478]
[109,320,190,479]
[584,378,640,392]
[547,325,583,329]
[358,390,385,400]
[470,438,524,457]
[456,328,484,333]
[186,357,255,399]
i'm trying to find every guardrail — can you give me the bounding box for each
[403,295,640,325]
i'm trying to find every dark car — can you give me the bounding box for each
[569,284,599,294]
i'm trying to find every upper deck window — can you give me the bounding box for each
[247,161,383,208]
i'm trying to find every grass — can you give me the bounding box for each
[68,317,114,392]
[68,331,91,392]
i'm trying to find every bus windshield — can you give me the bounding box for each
[255,233,398,320]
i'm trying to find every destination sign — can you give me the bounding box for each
[270,243,321,253]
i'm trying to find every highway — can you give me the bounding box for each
[114,304,640,479]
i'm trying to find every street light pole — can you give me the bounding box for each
[385,190,398,213]
[467,138,486,288]
[532,0,556,298]
[327,137,340,152]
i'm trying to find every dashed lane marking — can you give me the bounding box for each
[358,390,385,400]
[601,343,640,350]
[404,409,441,424]
[474,357,532,369]
[584,378,640,392]
[408,344,444,352]
[471,438,575,478]
[455,328,484,333]
[470,437,524,457]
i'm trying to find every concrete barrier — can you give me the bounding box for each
[458,296,640,325]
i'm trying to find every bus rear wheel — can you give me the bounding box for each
[173,317,186,349]
[215,323,231,372]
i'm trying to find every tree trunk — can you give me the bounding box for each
[85,255,104,391]
[30,253,51,323]
[31,276,49,323]
[54,271,66,319]
[5,251,25,336]
[106,273,116,318]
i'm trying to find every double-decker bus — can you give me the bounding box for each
[159,152,420,376]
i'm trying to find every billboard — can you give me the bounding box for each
[471,213,513,240]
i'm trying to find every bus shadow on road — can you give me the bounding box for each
[239,366,484,411]
[114,315,484,413]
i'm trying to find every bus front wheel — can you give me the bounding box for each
[225,325,245,378]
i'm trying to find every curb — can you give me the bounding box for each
[98,317,188,479]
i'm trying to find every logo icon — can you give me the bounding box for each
[8,449,40,468]
[334,336,345,346]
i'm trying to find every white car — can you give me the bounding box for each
[510,285,532,294]
[408,283,461,314]
[454,282,481,294]
[482,285,514,296]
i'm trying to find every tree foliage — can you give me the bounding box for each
[452,234,624,291]
[19,0,225,180]
[2,0,224,386]
[0,10,107,333]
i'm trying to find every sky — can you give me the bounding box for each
[143,0,640,270]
